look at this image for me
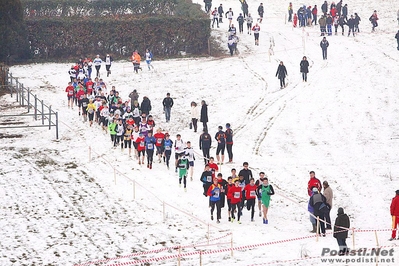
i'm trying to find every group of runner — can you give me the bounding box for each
[201,161,275,224]
[65,57,275,224]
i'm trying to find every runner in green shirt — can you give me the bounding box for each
[256,177,275,224]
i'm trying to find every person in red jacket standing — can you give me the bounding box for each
[390,190,399,240]
[307,171,322,196]
[230,179,243,223]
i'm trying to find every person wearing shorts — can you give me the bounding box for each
[215,126,226,164]
[244,178,257,221]
[257,177,275,224]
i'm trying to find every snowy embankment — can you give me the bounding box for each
[2,0,399,265]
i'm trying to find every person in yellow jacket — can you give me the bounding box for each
[86,99,97,127]
[131,50,142,73]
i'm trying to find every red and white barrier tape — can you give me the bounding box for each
[75,232,232,266]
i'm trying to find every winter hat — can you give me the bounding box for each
[226,123,231,128]
[396,190,399,195]
[337,207,344,215]
[312,187,319,193]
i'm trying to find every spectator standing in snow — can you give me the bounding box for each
[319,15,327,36]
[396,30,399,50]
[320,37,329,60]
[204,0,212,13]
[275,61,288,89]
[246,13,253,34]
[190,101,200,132]
[337,15,345,35]
[326,14,333,36]
[333,207,350,255]
[145,49,154,70]
[390,190,399,240]
[104,54,113,77]
[257,3,264,23]
[162,93,174,122]
[93,55,102,77]
[369,10,378,31]
[241,1,249,18]
[323,181,333,230]
[200,100,208,131]
[354,13,361,32]
[342,4,348,19]
[321,1,328,15]
[307,170,321,196]
[300,56,309,82]
[347,15,356,37]
[288,2,293,22]
[237,13,244,34]
[309,187,328,236]
[312,5,318,25]
[218,4,224,23]
[308,192,317,233]
[293,13,298,27]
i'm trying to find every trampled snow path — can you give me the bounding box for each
[2,0,399,265]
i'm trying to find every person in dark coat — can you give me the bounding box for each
[342,4,348,19]
[395,30,399,50]
[354,13,361,32]
[162,92,174,122]
[199,129,212,164]
[140,96,152,116]
[320,37,329,60]
[309,187,328,236]
[300,56,309,82]
[200,100,208,131]
[275,61,288,89]
[347,15,356,37]
[333,207,350,255]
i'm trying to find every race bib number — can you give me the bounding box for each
[234,192,241,199]
[165,146,171,150]
[147,143,153,149]
[250,191,256,197]
[213,189,220,198]
[206,176,212,182]
[140,141,145,147]
[157,138,162,144]
[88,109,94,114]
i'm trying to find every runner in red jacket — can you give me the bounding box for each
[153,128,165,163]
[226,176,234,221]
[65,82,74,108]
[390,190,399,240]
[244,178,258,221]
[135,133,146,165]
[230,179,243,223]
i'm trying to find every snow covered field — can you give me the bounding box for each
[2,0,399,265]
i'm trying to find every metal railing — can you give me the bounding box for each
[0,67,59,139]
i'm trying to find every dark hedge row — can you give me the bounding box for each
[21,0,206,18]
[26,16,211,59]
